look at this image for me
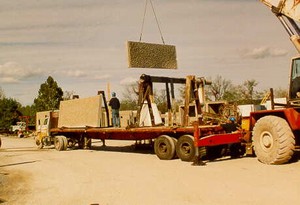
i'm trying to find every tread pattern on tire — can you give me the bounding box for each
[176,135,195,162]
[61,136,68,150]
[54,136,65,151]
[154,135,176,160]
[253,116,295,165]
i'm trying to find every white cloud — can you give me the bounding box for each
[60,69,88,78]
[240,46,288,59]
[94,74,111,80]
[120,77,138,85]
[0,62,43,83]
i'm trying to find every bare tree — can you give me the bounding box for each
[207,75,234,101]
[63,90,75,100]
[237,79,263,104]
[273,87,288,98]
[120,82,139,110]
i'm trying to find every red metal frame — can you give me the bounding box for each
[51,124,226,142]
[193,122,243,147]
[249,108,300,131]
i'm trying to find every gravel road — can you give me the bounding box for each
[0,135,300,205]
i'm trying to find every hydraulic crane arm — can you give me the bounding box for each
[261,0,300,52]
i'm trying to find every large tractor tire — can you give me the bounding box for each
[253,116,295,165]
[54,136,66,151]
[176,135,195,162]
[154,135,176,160]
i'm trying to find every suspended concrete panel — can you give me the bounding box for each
[127,41,177,69]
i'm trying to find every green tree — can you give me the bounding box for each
[0,97,22,130]
[0,87,5,99]
[34,76,63,111]
[19,104,37,125]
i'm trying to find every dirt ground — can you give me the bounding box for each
[0,135,300,205]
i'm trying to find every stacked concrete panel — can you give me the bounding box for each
[58,95,102,128]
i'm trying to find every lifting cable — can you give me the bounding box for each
[139,0,165,44]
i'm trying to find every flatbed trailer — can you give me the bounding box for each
[36,74,246,163]
[51,125,223,141]
[49,123,245,163]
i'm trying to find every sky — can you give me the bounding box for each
[0,0,297,105]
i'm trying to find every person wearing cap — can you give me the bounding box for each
[109,92,121,127]
[222,116,238,133]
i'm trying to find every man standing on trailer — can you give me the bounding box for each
[109,92,121,127]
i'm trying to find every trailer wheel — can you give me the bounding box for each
[84,137,92,149]
[35,138,44,149]
[253,116,295,165]
[77,136,84,149]
[172,137,178,159]
[154,135,176,160]
[67,139,76,149]
[61,136,68,150]
[176,135,195,162]
[54,136,66,151]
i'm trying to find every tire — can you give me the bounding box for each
[176,135,195,162]
[253,116,295,165]
[172,137,178,159]
[67,139,76,149]
[154,135,176,160]
[54,136,65,151]
[35,138,44,149]
[84,137,92,149]
[77,136,84,149]
[61,136,68,150]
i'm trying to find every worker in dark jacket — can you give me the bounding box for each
[109,92,120,127]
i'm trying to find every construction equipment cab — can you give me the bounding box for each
[260,1,300,100]
[247,1,300,165]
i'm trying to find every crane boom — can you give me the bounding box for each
[261,0,300,22]
[261,0,300,52]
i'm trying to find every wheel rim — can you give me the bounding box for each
[180,142,191,156]
[36,139,41,146]
[158,142,168,154]
[260,131,274,152]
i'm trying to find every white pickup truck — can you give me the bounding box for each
[10,122,26,137]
